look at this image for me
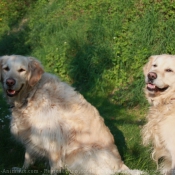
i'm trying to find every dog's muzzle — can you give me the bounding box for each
[148,72,157,83]
[146,72,169,92]
[5,78,23,97]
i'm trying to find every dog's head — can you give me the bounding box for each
[144,54,175,102]
[0,55,44,98]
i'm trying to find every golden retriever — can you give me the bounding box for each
[0,55,141,175]
[142,54,175,175]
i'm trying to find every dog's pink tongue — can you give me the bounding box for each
[147,83,156,89]
[7,89,16,95]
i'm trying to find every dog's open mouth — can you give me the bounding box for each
[6,85,24,97]
[147,83,169,92]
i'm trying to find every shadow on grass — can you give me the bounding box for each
[66,17,115,93]
[0,88,25,170]
[0,27,32,56]
[93,96,128,159]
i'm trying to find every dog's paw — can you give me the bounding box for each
[121,169,148,175]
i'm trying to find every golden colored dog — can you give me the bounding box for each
[142,54,175,175]
[0,55,142,175]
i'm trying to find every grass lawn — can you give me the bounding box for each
[1,0,175,174]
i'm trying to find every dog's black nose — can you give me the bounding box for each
[6,78,16,86]
[148,72,157,80]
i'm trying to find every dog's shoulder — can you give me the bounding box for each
[25,72,88,114]
[38,73,83,102]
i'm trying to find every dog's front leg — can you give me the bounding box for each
[12,150,35,173]
[22,149,35,169]
[49,152,62,175]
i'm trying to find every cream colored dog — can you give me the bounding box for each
[0,55,142,175]
[142,54,175,175]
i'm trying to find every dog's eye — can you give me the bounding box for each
[18,68,25,73]
[3,67,9,71]
[153,64,157,67]
[165,69,173,72]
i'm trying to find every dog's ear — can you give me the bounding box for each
[28,57,44,87]
[0,56,9,81]
[143,56,156,75]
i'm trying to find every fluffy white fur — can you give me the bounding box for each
[0,55,142,175]
[142,54,175,175]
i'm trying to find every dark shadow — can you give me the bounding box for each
[0,88,25,170]
[66,17,114,93]
[0,26,31,56]
[0,1,34,56]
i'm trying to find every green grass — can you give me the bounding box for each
[1,0,175,174]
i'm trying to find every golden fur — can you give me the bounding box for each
[142,54,175,175]
[0,55,141,175]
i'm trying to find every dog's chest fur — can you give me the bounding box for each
[9,73,114,160]
[143,101,175,160]
[10,100,68,157]
[9,74,75,156]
